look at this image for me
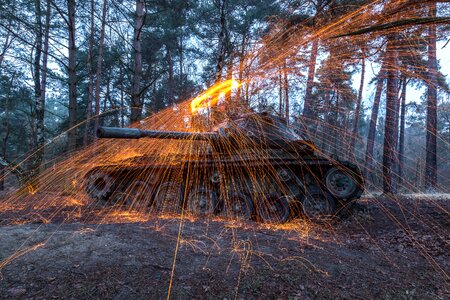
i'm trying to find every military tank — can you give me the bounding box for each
[84,112,364,223]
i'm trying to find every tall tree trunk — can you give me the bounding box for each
[236,34,247,104]
[302,0,326,124]
[350,48,365,155]
[391,73,404,189]
[166,47,174,106]
[0,77,13,190]
[33,0,43,144]
[34,0,50,170]
[225,57,233,113]
[130,0,145,123]
[67,0,78,150]
[93,0,108,140]
[278,65,283,116]
[30,0,43,178]
[178,36,184,100]
[103,73,108,112]
[319,88,331,152]
[29,102,36,157]
[0,113,8,189]
[283,58,289,124]
[120,63,125,128]
[382,39,399,194]
[425,3,438,190]
[333,92,340,156]
[215,0,228,83]
[83,0,95,146]
[364,60,387,180]
[40,0,50,126]
[245,81,250,104]
[398,76,407,188]
[302,38,319,122]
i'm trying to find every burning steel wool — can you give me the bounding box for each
[0,0,449,298]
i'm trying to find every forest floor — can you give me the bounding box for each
[0,193,448,299]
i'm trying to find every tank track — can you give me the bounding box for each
[84,155,364,223]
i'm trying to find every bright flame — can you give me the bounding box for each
[190,79,241,114]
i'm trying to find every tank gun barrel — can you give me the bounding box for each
[97,126,218,141]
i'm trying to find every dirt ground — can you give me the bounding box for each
[0,193,448,299]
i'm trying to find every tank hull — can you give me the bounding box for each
[86,112,364,223]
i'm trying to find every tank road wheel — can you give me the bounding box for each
[152,182,182,214]
[186,187,219,217]
[257,195,292,224]
[85,171,115,201]
[277,167,293,182]
[109,192,128,206]
[123,181,154,211]
[325,167,358,200]
[302,188,336,222]
[224,193,254,221]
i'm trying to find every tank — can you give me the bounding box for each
[85,112,364,223]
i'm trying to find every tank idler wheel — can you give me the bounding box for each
[257,195,292,224]
[123,180,154,211]
[85,171,115,201]
[186,187,219,217]
[152,182,182,214]
[224,193,254,221]
[325,167,358,200]
[301,188,336,222]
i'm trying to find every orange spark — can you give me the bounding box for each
[103,210,150,223]
[0,243,45,270]
[27,184,37,195]
[65,197,84,206]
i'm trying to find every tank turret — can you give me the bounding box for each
[97,112,317,154]
[85,112,364,223]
